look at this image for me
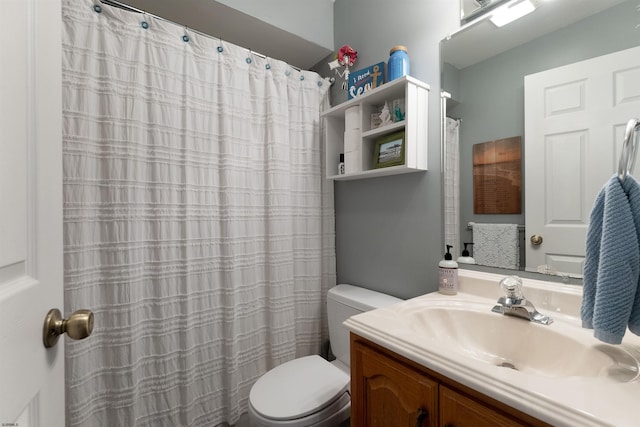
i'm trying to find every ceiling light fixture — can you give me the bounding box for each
[490,0,536,27]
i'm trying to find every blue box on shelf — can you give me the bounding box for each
[348,62,385,99]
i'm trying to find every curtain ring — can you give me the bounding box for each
[140,10,149,29]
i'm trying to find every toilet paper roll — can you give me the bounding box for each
[345,151,362,173]
[344,129,360,153]
[345,106,360,130]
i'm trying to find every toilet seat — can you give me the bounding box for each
[249,355,350,426]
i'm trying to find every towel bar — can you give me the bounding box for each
[467,222,525,231]
[617,118,640,183]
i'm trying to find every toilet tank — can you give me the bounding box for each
[327,284,402,367]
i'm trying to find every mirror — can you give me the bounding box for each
[441,0,639,283]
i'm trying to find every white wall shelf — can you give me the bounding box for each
[322,75,430,181]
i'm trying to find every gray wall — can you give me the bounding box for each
[325,0,459,299]
[447,0,640,260]
[216,0,334,51]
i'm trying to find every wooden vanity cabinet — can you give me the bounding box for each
[350,334,438,426]
[439,385,530,427]
[350,334,552,427]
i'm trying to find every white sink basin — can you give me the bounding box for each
[408,302,639,381]
[343,270,640,426]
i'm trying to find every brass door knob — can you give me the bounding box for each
[43,308,94,348]
[530,234,543,246]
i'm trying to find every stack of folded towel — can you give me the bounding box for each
[581,174,640,344]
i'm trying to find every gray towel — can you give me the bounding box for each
[472,223,519,269]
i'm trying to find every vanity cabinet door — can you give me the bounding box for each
[351,337,438,427]
[440,385,527,427]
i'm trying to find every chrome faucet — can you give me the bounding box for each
[491,276,553,325]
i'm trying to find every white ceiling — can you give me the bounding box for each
[107,0,333,70]
[443,0,629,70]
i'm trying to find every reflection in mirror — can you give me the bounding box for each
[441,0,639,284]
[460,0,510,24]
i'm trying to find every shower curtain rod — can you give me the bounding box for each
[99,0,303,72]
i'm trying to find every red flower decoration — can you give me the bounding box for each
[337,45,357,67]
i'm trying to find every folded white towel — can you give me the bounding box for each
[472,223,520,269]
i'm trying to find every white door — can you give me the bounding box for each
[0,0,65,424]
[525,45,640,276]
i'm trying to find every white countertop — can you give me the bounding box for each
[343,269,640,427]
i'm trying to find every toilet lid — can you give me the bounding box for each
[249,355,350,421]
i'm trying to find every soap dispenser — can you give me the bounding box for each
[457,243,476,265]
[439,244,458,295]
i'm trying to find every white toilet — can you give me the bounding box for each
[247,284,402,427]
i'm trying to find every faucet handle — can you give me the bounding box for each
[499,276,524,299]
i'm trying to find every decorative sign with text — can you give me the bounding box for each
[473,137,522,214]
[348,62,385,99]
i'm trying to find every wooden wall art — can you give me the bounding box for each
[473,136,522,214]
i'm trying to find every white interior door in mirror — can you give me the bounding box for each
[0,0,64,424]
[525,45,640,276]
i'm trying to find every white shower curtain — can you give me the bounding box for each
[444,117,460,252]
[61,1,335,426]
